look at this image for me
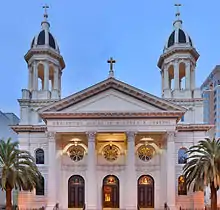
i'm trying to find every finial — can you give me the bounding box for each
[173,3,183,28]
[175,3,181,19]
[43,4,49,21]
[41,4,50,30]
[107,57,116,78]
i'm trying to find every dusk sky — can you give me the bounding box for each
[0,0,219,116]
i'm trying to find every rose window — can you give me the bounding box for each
[137,145,155,162]
[68,146,84,162]
[102,144,120,162]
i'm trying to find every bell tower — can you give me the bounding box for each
[19,6,65,125]
[157,4,200,99]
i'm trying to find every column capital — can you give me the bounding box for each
[126,131,137,140]
[174,59,179,64]
[167,131,175,141]
[185,61,191,67]
[46,131,56,141]
[86,131,96,142]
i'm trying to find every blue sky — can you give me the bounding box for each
[0,0,219,116]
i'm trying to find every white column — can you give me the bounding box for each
[164,66,169,90]
[44,62,49,90]
[191,66,195,90]
[33,62,38,90]
[28,66,32,90]
[53,66,59,90]
[59,72,62,93]
[166,132,176,210]
[185,62,191,89]
[46,132,57,210]
[161,71,164,94]
[86,132,97,210]
[174,61,179,90]
[126,131,137,210]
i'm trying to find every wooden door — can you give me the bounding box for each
[138,175,154,208]
[103,175,119,208]
[68,175,85,208]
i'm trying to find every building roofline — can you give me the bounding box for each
[201,65,220,89]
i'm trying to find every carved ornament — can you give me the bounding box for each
[46,131,56,139]
[86,131,96,142]
[126,131,137,140]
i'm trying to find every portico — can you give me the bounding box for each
[32,114,178,210]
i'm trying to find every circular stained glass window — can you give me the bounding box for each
[68,146,84,162]
[102,144,120,162]
[138,145,155,162]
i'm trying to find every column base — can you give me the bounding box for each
[87,206,97,210]
[125,207,136,210]
[46,204,57,210]
[167,205,177,210]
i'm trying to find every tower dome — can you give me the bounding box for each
[163,5,193,53]
[157,4,200,100]
[31,7,59,52]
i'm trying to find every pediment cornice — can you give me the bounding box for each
[40,111,184,120]
[39,78,185,114]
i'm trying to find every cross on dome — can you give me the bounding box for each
[107,57,116,78]
[173,3,183,29]
[43,4,49,21]
[174,3,181,19]
[41,4,50,30]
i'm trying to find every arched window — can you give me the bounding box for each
[178,175,187,195]
[36,176,44,196]
[178,147,187,164]
[36,148,44,164]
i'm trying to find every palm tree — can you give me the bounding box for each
[183,138,220,210]
[0,138,42,210]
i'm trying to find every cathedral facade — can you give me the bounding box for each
[12,7,212,210]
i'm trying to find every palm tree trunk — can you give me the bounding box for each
[6,185,12,210]
[210,182,217,210]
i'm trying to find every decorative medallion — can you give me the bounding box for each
[68,146,84,162]
[137,145,155,162]
[102,144,120,162]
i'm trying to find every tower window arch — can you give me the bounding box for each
[179,62,187,90]
[49,64,55,91]
[37,63,44,90]
[35,148,44,164]
[168,65,174,90]
[36,176,44,196]
[178,175,187,195]
[178,147,187,164]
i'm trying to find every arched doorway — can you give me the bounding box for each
[68,175,85,208]
[102,175,119,208]
[137,175,154,208]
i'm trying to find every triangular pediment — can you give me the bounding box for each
[62,89,161,112]
[39,78,185,114]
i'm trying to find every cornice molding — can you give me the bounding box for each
[40,111,184,120]
[18,98,58,107]
[158,47,199,68]
[24,48,65,69]
[177,124,213,132]
[11,125,47,133]
[166,98,203,103]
